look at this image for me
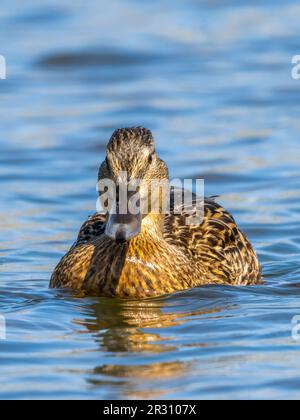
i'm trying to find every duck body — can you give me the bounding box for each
[50,200,261,298]
[50,127,261,297]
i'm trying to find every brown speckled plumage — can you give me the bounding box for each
[50,127,261,297]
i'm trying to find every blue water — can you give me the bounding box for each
[1,0,300,400]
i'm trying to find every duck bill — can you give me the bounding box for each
[105,212,142,244]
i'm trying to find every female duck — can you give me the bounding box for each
[50,127,261,297]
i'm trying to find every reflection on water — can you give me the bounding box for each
[1,0,300,400]
[82,299,198,399]
[77,297,226,353]
[76,295,229,399]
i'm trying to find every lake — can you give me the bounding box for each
[1,0,300,400]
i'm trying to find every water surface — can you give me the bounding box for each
[1,0,300,400]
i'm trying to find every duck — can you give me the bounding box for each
[50,127,261,297]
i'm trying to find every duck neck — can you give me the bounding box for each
[140,213,165,240]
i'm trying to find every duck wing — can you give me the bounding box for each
[165,195,261,285]
[75,213,106,246]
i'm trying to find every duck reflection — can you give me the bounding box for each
[90,361,194,399]
[72,294,229,398]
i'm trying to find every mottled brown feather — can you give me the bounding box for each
[50,196,261,296]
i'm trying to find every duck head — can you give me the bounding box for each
[98,127,169,243]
